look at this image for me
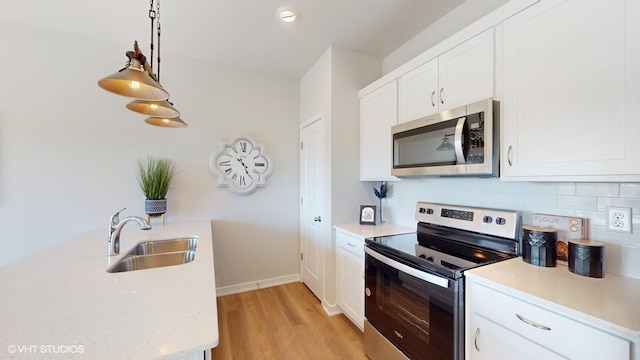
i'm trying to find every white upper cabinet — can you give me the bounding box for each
[398,29,494,123]
[502,0,640,180]
[360,80,398,181]
[398,58,439,123]
[438,28,495,112]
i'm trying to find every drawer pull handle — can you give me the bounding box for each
[347,242,356,247]
[507,145,513,166]
[474,328,480,351]
[516,314,551,331]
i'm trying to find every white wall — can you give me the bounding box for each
[0,21,301,290]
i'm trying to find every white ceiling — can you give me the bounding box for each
[1,0,465,78]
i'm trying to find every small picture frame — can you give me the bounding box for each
[359,205,377,225]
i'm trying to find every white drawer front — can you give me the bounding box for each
[471,282,630,359]
[336,232,365,258]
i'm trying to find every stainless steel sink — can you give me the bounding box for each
[107,251,196,273]
[128,237,198,255]
[106,237,199,273]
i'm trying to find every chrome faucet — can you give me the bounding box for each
[108,208,151,256]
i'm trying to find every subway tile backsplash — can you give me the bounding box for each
[382,179,640,279]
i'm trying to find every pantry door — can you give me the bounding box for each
[299,114,325,300]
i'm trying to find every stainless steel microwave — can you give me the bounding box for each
[392,99,499,177]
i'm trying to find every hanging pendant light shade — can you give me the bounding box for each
[126,99,180,118]
[145,116,188,128]
[98,56,169,101]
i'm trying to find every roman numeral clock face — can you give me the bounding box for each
[209,137,273,195]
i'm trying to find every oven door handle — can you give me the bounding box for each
[365,247,449,288]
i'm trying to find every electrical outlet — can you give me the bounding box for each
[607,207,632,234]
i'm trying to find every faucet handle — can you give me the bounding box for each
[110,207,127,228]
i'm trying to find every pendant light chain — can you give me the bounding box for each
[156,0,162,83]
[148,0,156,77]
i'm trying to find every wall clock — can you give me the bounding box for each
[209,136,273,195]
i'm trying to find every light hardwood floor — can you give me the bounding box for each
[212,282,368,360]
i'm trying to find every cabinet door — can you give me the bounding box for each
[360,80,398,181]
[439,28,494,112]
[398,58,439,123]
[502,0,640,180]
[468,313,566,360]
[336,231,365,330]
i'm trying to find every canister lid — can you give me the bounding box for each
[522,225,558,233]
[568,239,604,247]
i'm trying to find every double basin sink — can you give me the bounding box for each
[107,237,198,273]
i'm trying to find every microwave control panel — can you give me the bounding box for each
[467,113,485,164]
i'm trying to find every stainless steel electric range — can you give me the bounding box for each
[364,202,521,360]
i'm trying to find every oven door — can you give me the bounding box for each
[364,246,463,360]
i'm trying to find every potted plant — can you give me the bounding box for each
[136,156,177,216]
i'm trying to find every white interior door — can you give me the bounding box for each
[299,114,324,301]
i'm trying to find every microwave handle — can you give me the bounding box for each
[453,116,466,164]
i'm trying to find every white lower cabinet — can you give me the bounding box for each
[466,279,631,360]
[336,229,365,330]
[470,313,565,360]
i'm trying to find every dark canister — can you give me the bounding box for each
[522,225,558,267]
[568,240,604,278]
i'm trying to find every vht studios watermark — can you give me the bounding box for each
[7,344,85,355]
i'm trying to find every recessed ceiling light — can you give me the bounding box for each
[277,6,297,23]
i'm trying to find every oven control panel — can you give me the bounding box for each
[415,202,521,239]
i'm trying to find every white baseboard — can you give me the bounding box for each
[322,302,342,317]
[215,273,301,297]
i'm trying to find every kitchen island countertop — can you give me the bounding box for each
[0,220,218,359]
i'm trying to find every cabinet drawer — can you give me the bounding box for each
[470,282,630,359]
[336,232,364,258]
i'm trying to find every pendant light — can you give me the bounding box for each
[436,134,454,151]
[145,116,188,128]
[98,48,169,101]
[126,99,179,118]
[98,0,187,128]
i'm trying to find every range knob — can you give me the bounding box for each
[496,217,506,225]
[483,216,493,224]
[418,254,434,262]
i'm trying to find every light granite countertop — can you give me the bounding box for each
[334,222,415,239]
[465,257,640,339]
[0,220,218,359]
